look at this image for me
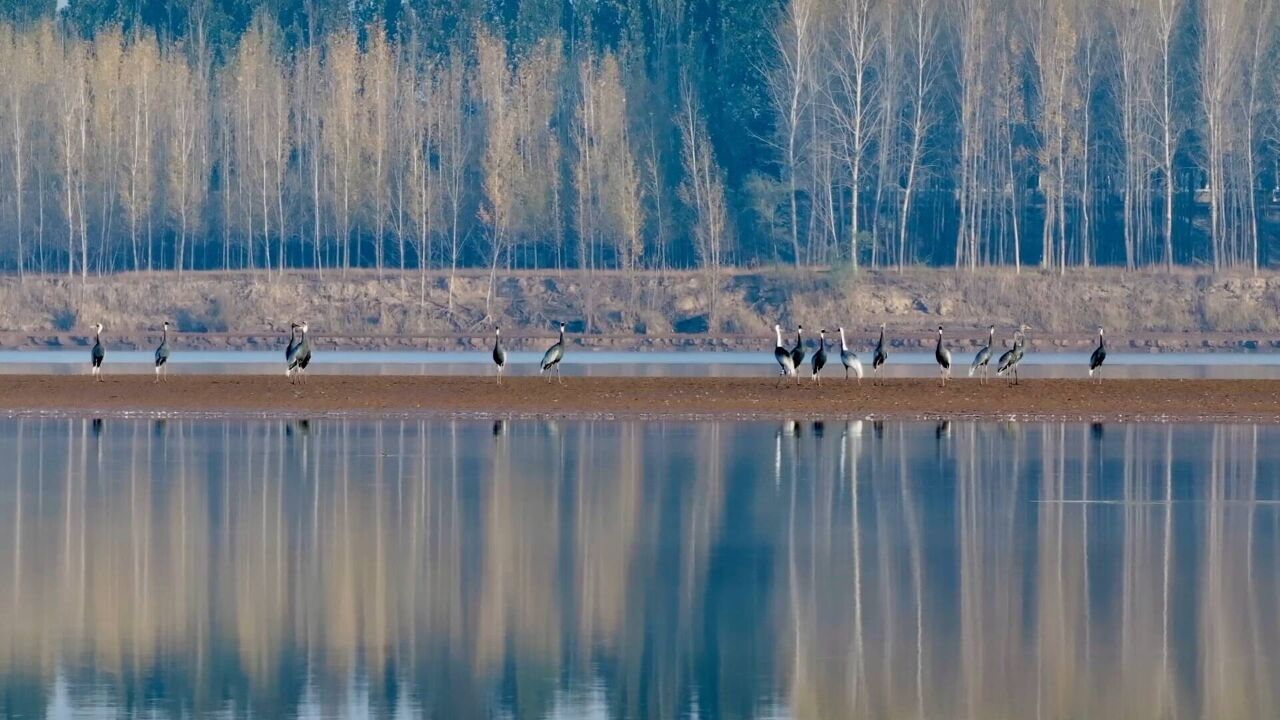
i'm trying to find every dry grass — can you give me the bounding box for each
[0,267,1275,342]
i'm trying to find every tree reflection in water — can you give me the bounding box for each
[0,418,1275,718]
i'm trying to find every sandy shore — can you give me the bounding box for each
[0,375,1277,422]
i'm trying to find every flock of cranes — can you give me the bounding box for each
[773,323,1107,386]
[82,320,1109,385]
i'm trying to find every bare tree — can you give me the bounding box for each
[953,0,988,269]
[323,29,360,274]
[678,77,730,326]
[1151,0,1183,269]
[1199,0,1246,269]
[1028,0,1080,271]
[1240,0,1272,273]
[1110,0,1154,269]
[898,0,939,270]
[765,0,820,266]
[829,0,881,268]
[440,56,470,312]
[167,46,207,275]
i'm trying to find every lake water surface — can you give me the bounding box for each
[1,418,1278,718]
[2,349,1280,378]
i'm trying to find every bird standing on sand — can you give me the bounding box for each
[969,325,995,383]
[286,322,312,383]
[838,327,863,381]
[811,329,828,382]
[872,323,888,384]
[492,327,508,384]
[1089,327,1107,382]
[285,323,300,380]
[935,326,952,386]
[774,324,796,382]
[541,322,566,383]
[296,323,313,381]
[790,326,806,370]
[997,325,1028,384]
[90,323,105,381]
[154,321,171,382]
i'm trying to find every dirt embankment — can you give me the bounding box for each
[2,376,1278,423]
[0,268,1277,352]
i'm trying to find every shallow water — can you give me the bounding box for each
[3,348,1280,379]
[0,418,1278,719]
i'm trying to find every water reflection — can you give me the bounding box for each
[0,418,1278,718]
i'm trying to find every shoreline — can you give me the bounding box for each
[0,376,1277,424]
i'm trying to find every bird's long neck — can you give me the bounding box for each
[1098,331,1104,348]
[839,329,848,352]
[775,327,783,348]
[795,330,801,346]
[936,331,943,352]
[878,327,884,346]
[94,329,100,344]
[162,326,168,343]
[559,327,565,343]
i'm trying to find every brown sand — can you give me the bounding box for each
[0,375,1278,422]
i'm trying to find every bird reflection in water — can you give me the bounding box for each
[285,418,311,439]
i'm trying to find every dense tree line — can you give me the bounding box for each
[0,0,1277,285]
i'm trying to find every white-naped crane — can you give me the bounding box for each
[811,329,828,383]
[1088,326,1106,382]
[872,323,888,384]
[934,325,952,386]
[90,323,105,381]
[996,324,1028,385]
[296,322,313,381]
[838,327,863,381]
[492,326,507,384]
[286,322,312,383]
[969,325,995,383]
[285,323,300,381]
[790,325,806,370]
[774,324,796,383]
[154,321,171,382]
[540,321,566,383]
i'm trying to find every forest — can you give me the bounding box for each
[0,0,1277,281]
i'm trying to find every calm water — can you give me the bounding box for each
[1,418,1279,719]
[2,349,1280,378]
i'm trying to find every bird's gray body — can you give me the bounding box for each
[790,326,805,369]
[286,323,311,382]
[90,324,105,380]
[872,324,888,383]
[773,324,796,381]
[996,329,1027,383]
[154,322,171,381]
[935,327,952,385]
[541,323,566,382]
[811,330,828,381]
[297,329,312,371]
[838,327,863,381]
[969,326,995,381]
[1089,328,1106,381]
[492,328,507,383]
[285,325,300,371]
